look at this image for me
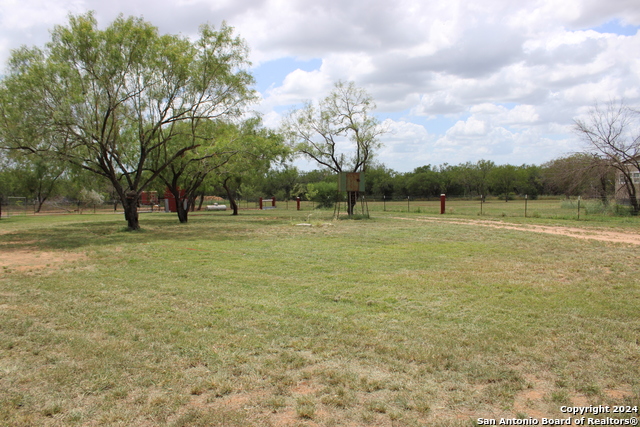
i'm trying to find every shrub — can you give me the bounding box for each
[79,189,105,207]
[306,182,343,209]
[562,198,633,216]
[614,203,633,216]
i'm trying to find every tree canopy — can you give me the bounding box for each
[282,81,385,174]
[575,101,640,214]
[282,81,385,214]
[0,12,255,229]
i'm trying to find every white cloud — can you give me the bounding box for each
[260,68,332,110]
[377,119,435,169]
[1,0,639,171]
[444,118,489,140]
[469,104,540,127]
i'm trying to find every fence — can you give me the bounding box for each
[364,195,628,219]
[0,197,28,217]
[224,196,626,220]
[1,195,631,220]
[0,198,118,216]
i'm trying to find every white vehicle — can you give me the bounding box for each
[206,203,227,211]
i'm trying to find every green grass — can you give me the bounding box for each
[0,210,639,426]
[368,197,635,222]
[17,196,639,226]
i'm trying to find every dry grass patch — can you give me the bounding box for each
[0,249,86,273]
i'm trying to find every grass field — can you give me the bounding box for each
[0,208,639,426]
[7,196,636,224]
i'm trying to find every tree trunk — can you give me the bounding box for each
[623,178,639,215]
[222,178,239,215]
[123,192,141,230]
[176,202,189,223]
[599,175,609,206]
[197,194,205,211]
[174,193,189,223]
[35,195,48,213]
[35,199,43,213]
[630,194,639,216]
[347,191,358,216]
[162,181,189,223]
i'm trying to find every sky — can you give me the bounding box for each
[1,0,639,172]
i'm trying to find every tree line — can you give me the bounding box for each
[0,152,617,211]
[240,153,614,206]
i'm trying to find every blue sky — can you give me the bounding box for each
[1,0,639,172]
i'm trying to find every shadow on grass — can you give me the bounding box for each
[0,213,282,251]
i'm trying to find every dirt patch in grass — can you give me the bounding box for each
[391,216,640,245]
[604,388,635,400]
[512,374,555,419]
[0,249,85,272]
[511,375,637,420]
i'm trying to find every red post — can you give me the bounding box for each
[259,197,263,210]
[440,194,446,214]
[296,197,301,211]
[272,197,276,207]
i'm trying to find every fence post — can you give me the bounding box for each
[525,194,528,218]
[296,197,301,211]
[577,196,581,220]
[440,194,446,214]
[407,196,410,212]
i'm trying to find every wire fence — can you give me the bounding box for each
[0,195,633,220]
[362,196,616,219]
[185,195,635,220]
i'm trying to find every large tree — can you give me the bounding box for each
[0,13,254,230]
[153,118,285,222]
[14,155,66,213]
[489,164,522,202]
[405,165,439,199]
[364,163,395,199]
[151,120,239,223]
[214,119,288,215]
[282,81,385,215]
[541,153,612,201]
[575,101,640,214]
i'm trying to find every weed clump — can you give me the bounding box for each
[296,396,316,419]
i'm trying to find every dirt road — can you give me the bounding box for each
[390,216,640,245]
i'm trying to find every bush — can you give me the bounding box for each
[614,203,633,216]
[78,189,105,207]
[306,182,343,209]
[583,200,607,215]
[560,199,576,209]
[562,198,633,216]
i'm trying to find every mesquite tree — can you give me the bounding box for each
[575,101,640,214]
[282,81,385,215]
[0,13,254,230]
[214,119,288,215]
[152,119,285,222]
